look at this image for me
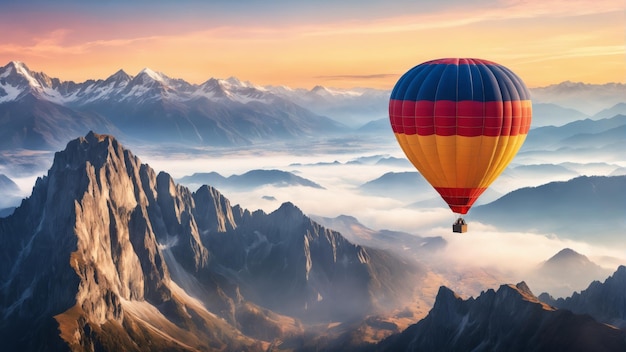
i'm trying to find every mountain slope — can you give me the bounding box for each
[472,175,626,244]
[531,103,589,127]
[0,173,22,211]
[522,114,626,152]
[0,173,19,193]
[530,81,626,115]
[377,282,626,352]
[359,172,433,202]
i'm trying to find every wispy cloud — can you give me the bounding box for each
[316,74,398,81]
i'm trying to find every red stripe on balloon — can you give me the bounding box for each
[389,99,531,137]
[435,187,487,214]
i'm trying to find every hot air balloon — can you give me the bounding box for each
[389,58,532,233]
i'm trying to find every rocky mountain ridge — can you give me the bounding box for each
[0,131,416,351]
[376,280,626,351]
[539,265,626,330]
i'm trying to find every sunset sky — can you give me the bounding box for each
[1,0,624,89]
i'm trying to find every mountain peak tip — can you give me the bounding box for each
[8,60,26,67]
[547,248,587,262]
[556,247,578,255]
[48,131,127,175]
[83,130,113,143]
[136,67,165,82]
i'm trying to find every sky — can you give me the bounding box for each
[0,0,624,89]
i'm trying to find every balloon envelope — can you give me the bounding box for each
[389,58,532,214]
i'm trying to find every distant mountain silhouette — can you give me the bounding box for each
[359,171,433,202]
[521,114,626,152]
[0,173,22,210]
[375,156,412,167]
[531,81,626,115]
[592,102,626,120]
[610,166,626,176]
[0,173,19,193]
[528,248,612,298]
[311,214,446,255]
[177,169,324,190]
[509,164,578,178]
[269,86,389,128]
[472,175,626,244]
[559,123,626,149]
[357,118,390,134]
[531,103,589,127]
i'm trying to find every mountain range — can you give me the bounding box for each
[539,265,626,330]
[176,169,324,191]
[530,81,626,116]
[0,61,351,150]
[376,279,626,352]
[522,114,626,152]
[3,61,626,153]
[0,132,418,351]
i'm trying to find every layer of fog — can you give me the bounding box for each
[2,136,624,300]
[137,139,625,299]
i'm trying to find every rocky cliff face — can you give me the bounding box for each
[205,201,418,322]
[377,282,626,352]
[0,132,414,351]
[0,132,261,351]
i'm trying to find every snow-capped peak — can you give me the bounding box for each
[310,85,362,97]
[136,68,165,83]
[224,76,243,87]
[106,69,132,82]
[218,76,267,92]
[2,61,41,88]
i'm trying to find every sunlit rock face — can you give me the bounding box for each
[0,131,415,351]
[378,282,626,352]
[0,132,254,350]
